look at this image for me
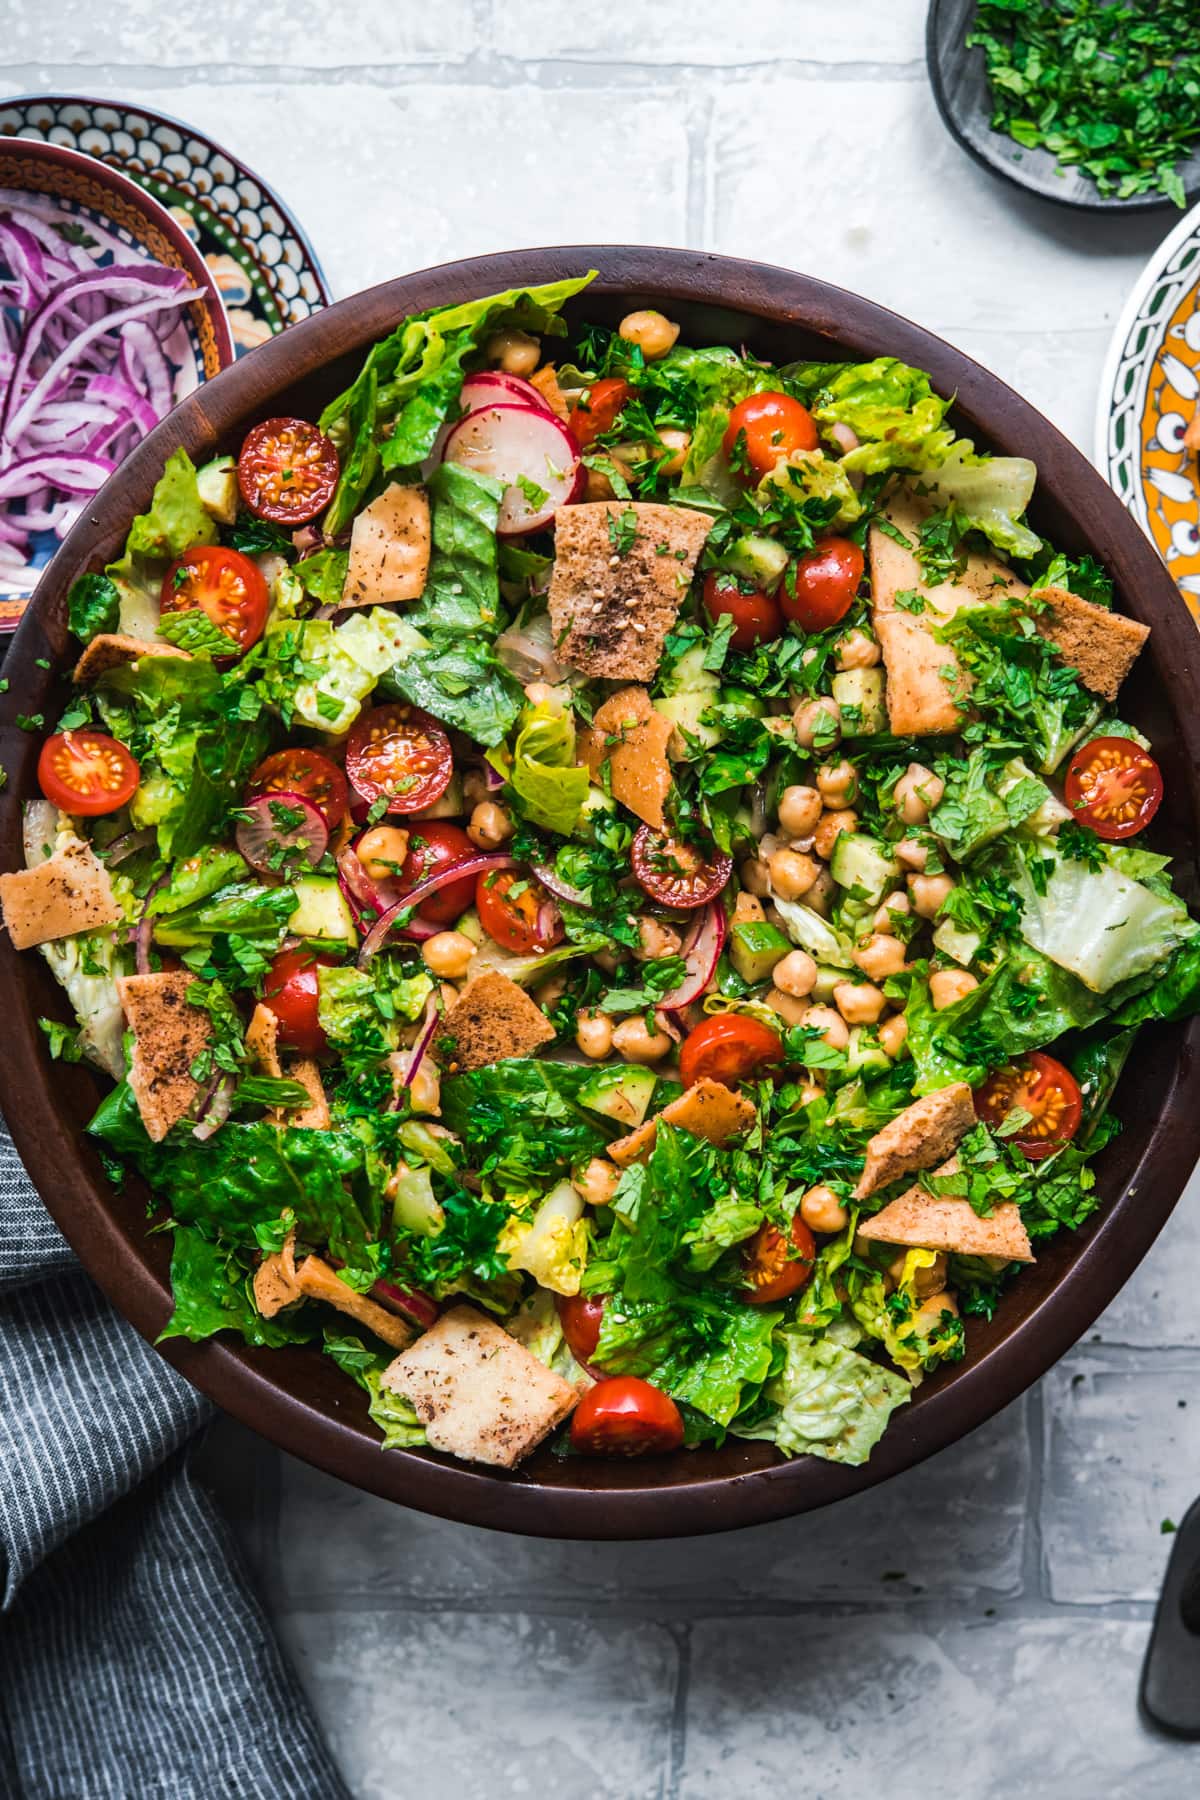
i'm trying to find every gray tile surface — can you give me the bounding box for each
[11,1,1200,1791]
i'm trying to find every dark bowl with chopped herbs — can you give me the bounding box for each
[928,0,1200,214]
[1,244,1198,1539]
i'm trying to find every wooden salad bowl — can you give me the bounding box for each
[2,247,1198,1539]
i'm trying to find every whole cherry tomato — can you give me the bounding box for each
[569,1376,685,1457]
[742,1212,817,1305]
[702,570,783,652]
[37,730,140,816]
[679,1013,783,1090]
[556,1292,606,1365]
[262,946,338,1055]
[722,391,818,482]
[1064,736,1163,842]
[160,544,269,653]
[780,536,864,632]
[975,1051,1083,1162]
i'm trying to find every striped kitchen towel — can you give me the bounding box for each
[0,1118,351,1800]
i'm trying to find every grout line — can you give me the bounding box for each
[0,55,929,92]
[663,1622,692,1800]
[1025,1378,1050,1603]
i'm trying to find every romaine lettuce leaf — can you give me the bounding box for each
[596,1292,780,1428]
[732,1328,910,1465]
[500,701,589,835]
[905,948,1109,1093]
[787,356,956,475]
[1011,849,1198,994]
[439,1057,613,1194]
[385,638,523,748]
[408,461,506,635]
[920,441,1040,560]
[758,449,862,526]
[67,572,120,644]
[323,1330,428,1448]
[159,1223,317,1348]
[107,448,218,628]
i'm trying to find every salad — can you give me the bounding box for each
[4,271,1199,1473]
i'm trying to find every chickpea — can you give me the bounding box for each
[912,1289,960,1333]
[572,1157,622,1207]
[804,1004,850,1052]
[878,1012,909,1059]
[817,759,859,809]
[833,979,887,1025]
[462,768,490,808]
[888,1248,948,1299]
[395,1055,440,1116]
[896,837,929,871]
[873,890,911,933]
[768,847,821,901]
[618,309,680,360]
[524,679,570,713]
[796,1080,825,1107]
[774,949,818,999]
[813,808,859,861]
[806,866,836,917]
[777,784,823,839]
[833,627,881,671]
[766,987,811,1027]
[576,1009,615,1060]
[800,1184,849,1236]
[656,427,691,476]
[636,916,682,962]
[894,762,946,828]
[485,326,540,376]
[792,696,842,750]
[356,825,410,884]
[852,933,907,980]
[930,969,979,1010]
[732,890,766,927]
[740,856,771,898]
[593,947,622,976]
[909,872,956,919]
[467,800,513,851]
[422,931,477,981]
[612,1015,673,1063]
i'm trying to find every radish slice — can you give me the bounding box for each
[337,839,403,919]
[658,902,727,1010]
[459,371,553,417]
[371,1279,439,1331]
[193,1074,234,1142]
[442,403,580,536]
[235,792,328,878]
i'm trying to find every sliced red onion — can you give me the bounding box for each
[402,996,440,1089]
[535,896,564,947]
[236,791,328,878]
[357,853,517,966]
[828,421,860,455]
[658,901,727,1011]
[192,1074,235,1142]
[370,1279,439,1330]
[483,762,506,793]
[133,870,170,976]
[102,826,155,866]
[531,861,591,908]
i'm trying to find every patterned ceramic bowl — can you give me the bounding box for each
[0,135,234,621]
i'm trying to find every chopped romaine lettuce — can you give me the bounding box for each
[732,1328,910,1465]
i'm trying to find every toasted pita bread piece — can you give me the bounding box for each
[858,1158,1034,1262]
[253,1253,303,1318]
[577,685,674,831]
[528,363,570,421]
[73,634,190,684]
[116,971,212,1143]
[244,1004,330,1127]
[381,1303,578,1468]
[343,482,430,607]
[245,1002,283,1078]
[548,501,712,681]
[289,1059,331,1130]
[854,1082,976,1201]
[869,488,1027,736]
[435,970,554,1073]
[290,1253,412,1348]
[0,837,122,951]
[1030,584,1149,702]
[609,1078,756,1169]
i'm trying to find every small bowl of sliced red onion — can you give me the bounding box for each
[0,136,234,627]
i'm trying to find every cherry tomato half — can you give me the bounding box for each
[37,730,140,816]
[975,1051,1083,1163]
[780,536,864,633]
[399,821,477,927]
[567,376,631,451]
[262,946,338,1055]
[476,868,562,954]
[702,570,783,653]
[569,1376,685,1457]
[1064,736,1163,842]
[743,1212,817,1305]
[237,416,339,525]
[160,544,269,654]
[630,825,733,911]
[722,391,818,482]
[345,704,453,815]
[679,1013,783,1090]
[248,748,349,830]
[556,1291,606,1365]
